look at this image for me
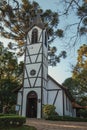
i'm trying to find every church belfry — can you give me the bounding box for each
[20,14,48,118]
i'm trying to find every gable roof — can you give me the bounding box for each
[48,75,66,90]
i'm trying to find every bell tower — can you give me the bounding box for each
[21,15,48,118]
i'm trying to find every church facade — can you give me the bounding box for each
[17,17,76,118]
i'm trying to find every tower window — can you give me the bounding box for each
[31,28,38,44]
[45,32,47,47]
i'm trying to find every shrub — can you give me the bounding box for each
[0,104,3,113]
[43,104,58,119]
[0,113,4,116]
[2,105,16,114]
[78,109,87,118]
[0,115,26,128]
[8,105,16,114]
[47,115,87,122]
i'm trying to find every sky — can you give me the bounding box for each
[0,0,85,84]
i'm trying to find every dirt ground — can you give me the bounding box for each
[26,118,87,130]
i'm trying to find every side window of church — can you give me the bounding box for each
[32,28,38,44]
[45,32,47,47]
[66,96,68,111]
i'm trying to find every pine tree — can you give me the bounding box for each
[0,0,66,66]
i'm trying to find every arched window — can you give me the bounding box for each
[31,28,38,44]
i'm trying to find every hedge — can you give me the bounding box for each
[0,115,26,128]
[46,115,87,122]
[0,113,16,116]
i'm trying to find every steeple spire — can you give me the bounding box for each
[30,11,44,28]
[33,12,43,25]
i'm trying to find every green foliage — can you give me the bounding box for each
[62,77,80,99]
[0,114,35,130]
[0,113,4,116]
[0,44,23,109]
[77,2,87,36]
[43,104,58,119]
[0,115,26,128]
[79,96,87,106]
[46,115,87,122]
[0,79,18,105]
[78,109,87,118]
[8,105,16,114]
[0,44,23,82]
[63,45,87,106]
[0,103,3,113]
[72,44,87,105]
[1,105,16,114]
[1,125,37,130]
[63,77,87,106]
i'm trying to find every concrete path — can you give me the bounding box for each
[26,118,87,130]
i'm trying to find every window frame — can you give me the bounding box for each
[31,28,38,44]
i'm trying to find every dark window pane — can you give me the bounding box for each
[32,29,38,44]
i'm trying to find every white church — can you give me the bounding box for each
[16,15,77,118]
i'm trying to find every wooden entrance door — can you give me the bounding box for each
[26,91,37,118]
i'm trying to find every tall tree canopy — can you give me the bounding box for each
[63,44,87,105]
[0,0,66,66]
[63,77,87,106]
[0,0,87,64]
[62,78,80,99]
[72,44,87,93]
[0,42,23,107]
[63,44,87,106]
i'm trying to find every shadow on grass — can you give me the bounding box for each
[1,125,37,130]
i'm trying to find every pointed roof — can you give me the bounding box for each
[33,13,43,26]
[28,13,45,31]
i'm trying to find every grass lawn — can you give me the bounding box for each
[1,125,37,130]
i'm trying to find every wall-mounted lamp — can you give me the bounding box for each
[38,99,41,103]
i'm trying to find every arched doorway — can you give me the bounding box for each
[26,91,37,118]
